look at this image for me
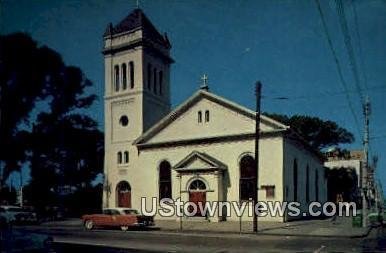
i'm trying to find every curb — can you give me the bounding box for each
[110,226,374,239]
[257,226,372,239]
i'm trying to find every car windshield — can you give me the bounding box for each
[122,209,139,215]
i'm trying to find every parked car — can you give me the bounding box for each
[81,208,154,231]
[0,205,39,225]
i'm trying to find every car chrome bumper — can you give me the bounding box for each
[133,221,154,226]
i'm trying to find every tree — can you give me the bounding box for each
[0,33,103,212]
[264,113,354,150]
[0,33,64,184]
[326,167,359,203]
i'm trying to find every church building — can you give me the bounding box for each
[102,8,327,222]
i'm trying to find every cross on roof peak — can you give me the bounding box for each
[200,74,209,91]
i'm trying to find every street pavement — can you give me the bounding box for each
[9,218,386,252]
[38,215,371,237]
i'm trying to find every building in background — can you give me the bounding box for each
[324,148,363,204]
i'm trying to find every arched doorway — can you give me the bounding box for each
[116,181,131,208]
[188,179,206,216]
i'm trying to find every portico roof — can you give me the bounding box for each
[173,151,227,172]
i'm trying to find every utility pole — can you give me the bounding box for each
[254,81,262,233]
[19,168,23,207]
[372,155,378,211]
[362,96,370,227]
[0,85,3,190]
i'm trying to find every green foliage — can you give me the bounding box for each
[264,113,355,150]
[326,167,359,203]
[0,186,17,205]
[0,33,64,180]
[0,33,103,209]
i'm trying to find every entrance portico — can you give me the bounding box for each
[173,151,226,222]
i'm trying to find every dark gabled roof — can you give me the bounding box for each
[104,8,171,48]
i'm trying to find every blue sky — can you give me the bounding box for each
[2,0,386,192]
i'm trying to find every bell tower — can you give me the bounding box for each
[103,8,173,143]
[103,8,173,207]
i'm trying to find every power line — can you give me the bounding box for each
[350,0,369,91]
[370,134,386,140]
[335,0,365,105]
[262,85,386,101]
[314,0,361,137]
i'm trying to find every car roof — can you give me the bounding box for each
[0,205,22,209]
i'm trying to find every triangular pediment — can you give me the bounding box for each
[134,90,288,146]
[174,151,226,172]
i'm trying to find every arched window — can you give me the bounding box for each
[293,159,298,202]
[239,155,256,201]
[122,63,127,90]
[189,179,206,191]
[129,61,134,89]
[124,151,129,163]
[159,161,172,200]
[205,110,210,122]
[306,165,310,202]
[153,68,157,94]
[159,71,163,95]
[114,65,119,92]
[117,152,122,164]
[198,111,202,123]
[119,115,129,126]
[147,64,152,90]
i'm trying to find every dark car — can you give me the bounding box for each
[0,206,39,225]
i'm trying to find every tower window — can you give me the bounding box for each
[147,64,152,90]
[205,110,210,122]
[129,61,134,89]
[119,115,129,126]
[153,68,157,94]
[114,65,119,92]
[159,71,163,95]
[198,111,202,123]
[122,63,127,90]
[124,151,129,163]
[117,152,122,164]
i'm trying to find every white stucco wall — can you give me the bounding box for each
[104,134,284,222]
[283,138,327,221]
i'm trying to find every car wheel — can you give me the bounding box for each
[84,220,94,230]
[120,225,129,231]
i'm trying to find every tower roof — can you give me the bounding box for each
[104,8,171,48]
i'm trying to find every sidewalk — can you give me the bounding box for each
[154,216,372,238]
[40,215,373,238]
